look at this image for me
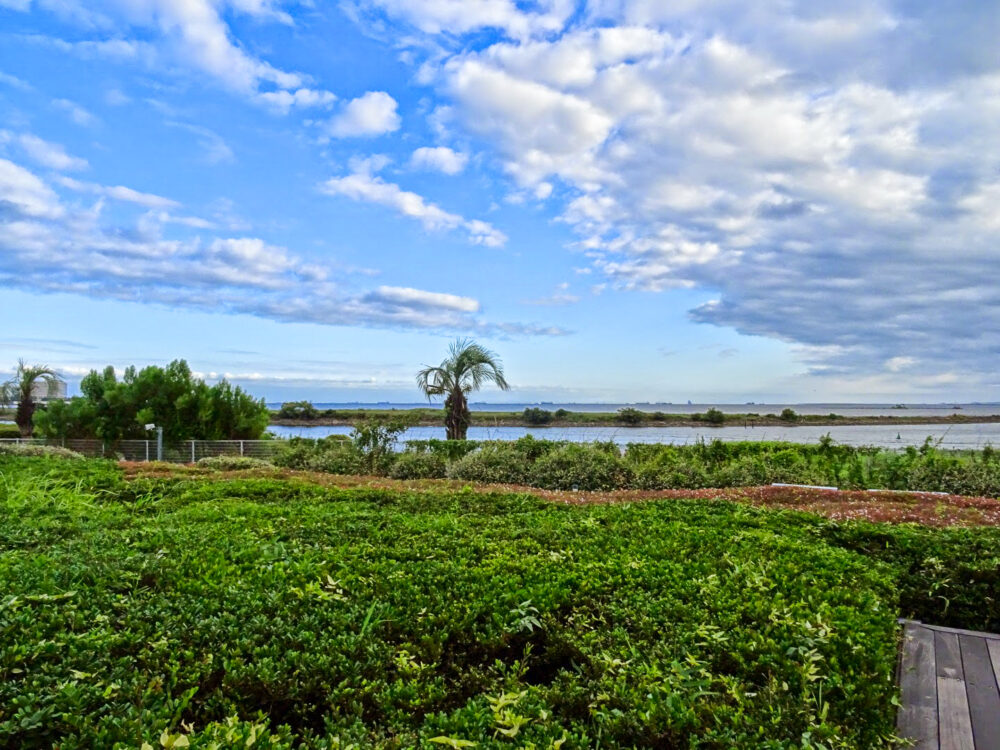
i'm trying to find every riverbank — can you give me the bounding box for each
[271,407,1000,429]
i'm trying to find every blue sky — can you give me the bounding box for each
[1,0,998,403]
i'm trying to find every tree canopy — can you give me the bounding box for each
[34,359,269,442]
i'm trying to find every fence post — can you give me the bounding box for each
[190,440,195,464]
[240,440,244,456]
[145,440,149,462]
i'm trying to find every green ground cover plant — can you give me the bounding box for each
[3,455,1000,747]
[278,436,1000,498]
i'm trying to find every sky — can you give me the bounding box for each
[1,0,998,404]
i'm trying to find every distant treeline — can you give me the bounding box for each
[270,401,997,427]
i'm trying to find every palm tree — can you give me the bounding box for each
[1,360,62,437]
[416,339,511,440]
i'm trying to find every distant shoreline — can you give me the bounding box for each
[270,408,1000,429]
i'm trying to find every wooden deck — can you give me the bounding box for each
[897,620,1000,749]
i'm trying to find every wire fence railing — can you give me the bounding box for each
[0,438,283,462]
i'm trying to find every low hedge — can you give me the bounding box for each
[0,455,942,747]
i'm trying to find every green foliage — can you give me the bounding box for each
[12,457,1000,746]
[276,401,319,420]
[2,359,62,437]
[695,407,726,425]
[616,407,644,425]
[273,435,362,475]
[446,442,534,484]
[389,451,448,479]
[196,455,274,470]
[522,407,553,425]
[0,425,20,439]
[528,443,632,490]
[351,414,414,475]
[0,443,83,459]
[33,360,268,443]
[554,408,569,419]
[405,439,482,462]
[780,408,800,422]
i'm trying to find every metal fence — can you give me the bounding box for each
[0,438,283,463]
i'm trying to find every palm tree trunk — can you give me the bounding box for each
[444,390,471,440]
[15,398,35,438]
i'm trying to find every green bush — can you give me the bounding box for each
[446,443,532,484]
[522,407,553,425]
[529,443,633,490]
[196,455,273,470]
[0,442,83,459]
[616,407,644,425]
[276,400,319,420]
[405,439,482,461]
[0,425,20,439]
[273,436,362,475]
[780,407,799,422]
[389,451,447,479]
[13,456,1000,746]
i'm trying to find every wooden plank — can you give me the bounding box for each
[937,677,975,750]
[959,635,1000,749]
[988,639,1000,693]
[921,623,1000,641]
[898,623,939,749]
[936,631,964,679]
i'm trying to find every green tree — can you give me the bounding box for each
[416,339,511,440]
[33,359,269,443]
[1,360,62,437]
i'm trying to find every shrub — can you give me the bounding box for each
[616,407,644,425]
[522,407,553,425]
[5,457,965,747]
[196,455,273,470]
[351,415,413,474]
[446,443,532,484]
[0,443,83,459]
[529,443,633,490]
[0,425,20,439]
[405,439,481,462]
[554,408,569,419]
[276,400,319,420]
[699,407,726,425]
[273,436,362,475]
[780,407,799,422]
[389,451,447,479]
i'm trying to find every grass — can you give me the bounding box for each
[3,455,1000,747]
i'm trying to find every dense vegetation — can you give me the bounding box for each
[33,360,269,443]
[4,454,1000,747]
[270,403,997,428]
[275,435,1000,497]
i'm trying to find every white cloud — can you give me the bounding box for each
[56,176,180,208]
[257,87,337,113]
[52,98,97,127]
[325,91,401,138]
[320,169,507,246]
[0,158,63,218]
[411,146,468,175]
[351,0,574,40]
[3,132,88,171]
[0,157,557,336]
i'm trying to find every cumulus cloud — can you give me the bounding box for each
[320,167,507,247]
[324,91,401,138]
[347,0,574,40]
[411,146,468,175]
[373,1,1000,383]
[0,157,556,336]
